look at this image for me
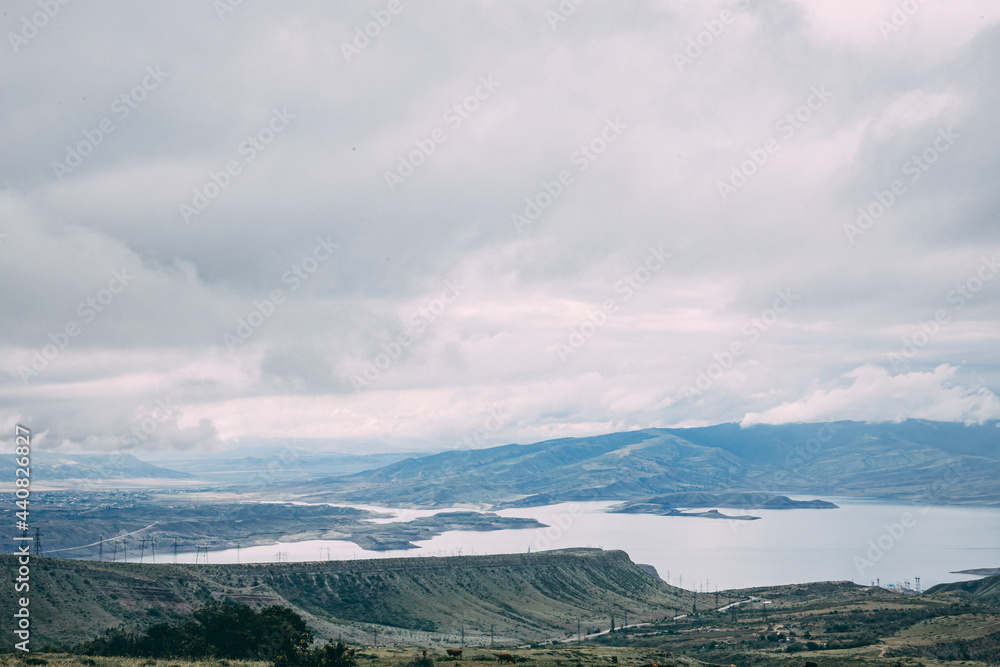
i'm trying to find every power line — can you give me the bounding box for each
[46,521,161,555]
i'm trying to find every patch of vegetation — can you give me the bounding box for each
[76,601,355,667]
[890,630,1000,664]
[400,657,434,667]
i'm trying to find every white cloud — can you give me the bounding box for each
[1,0,998,453]
[786,0,1000,51]
[870,91,961,137]
[741,364,1000,427]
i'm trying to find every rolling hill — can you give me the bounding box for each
[298,430,754,506]
[1,452,193,482]
[0,549,693,647]
[925,574,1000,606]
[292,420,1000,506]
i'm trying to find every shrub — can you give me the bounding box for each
[311,641,358,667]
[399,657,434,667]
[79,600,314,663]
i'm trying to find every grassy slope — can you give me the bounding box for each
[0,649,698,667]
[4,577,997,667]
[925,575,1000,606]
[0,549,694,648]
[613,579,999,667]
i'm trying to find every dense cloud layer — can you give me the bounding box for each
[2,0,999,455]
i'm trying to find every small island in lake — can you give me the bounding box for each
[611,505,761,520]
[608,492,838,518]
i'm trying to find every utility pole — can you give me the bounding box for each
[173,538,179,564]
[150,537,156,563]
[491,624,494,647]
[139,537,146,563]
[373,626,377,647]
[33,527,42,556]
[577,618,581,641]
[99,535,104,561]
[112,540,118,562]
[461,623,465,647]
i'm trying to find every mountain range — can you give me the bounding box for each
[3,451,193,481]
[291,420,1000,506]
[14,420,998,506]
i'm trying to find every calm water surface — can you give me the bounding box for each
[149,497,999,591]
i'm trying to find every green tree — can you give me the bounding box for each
[81,601,316,664]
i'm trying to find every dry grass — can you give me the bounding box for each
[891,615,1000,644]
[0,655,269,667]
[0,647,687,667]
[357,645,697,667]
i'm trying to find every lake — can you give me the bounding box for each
[147,497,1000,591]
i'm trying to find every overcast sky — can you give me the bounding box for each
[2,0,999,457]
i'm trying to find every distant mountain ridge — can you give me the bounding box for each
[294,420,1000,507]
[2,451,192,481]
[4,450,416,487]
[157,451,417,482]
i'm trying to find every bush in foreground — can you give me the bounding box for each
[78,600,355,667]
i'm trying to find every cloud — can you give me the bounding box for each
[1,1,999,454]
[741,364,1000,427]
[785,0,1000,51]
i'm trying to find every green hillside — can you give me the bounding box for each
[925,575,1000,606]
